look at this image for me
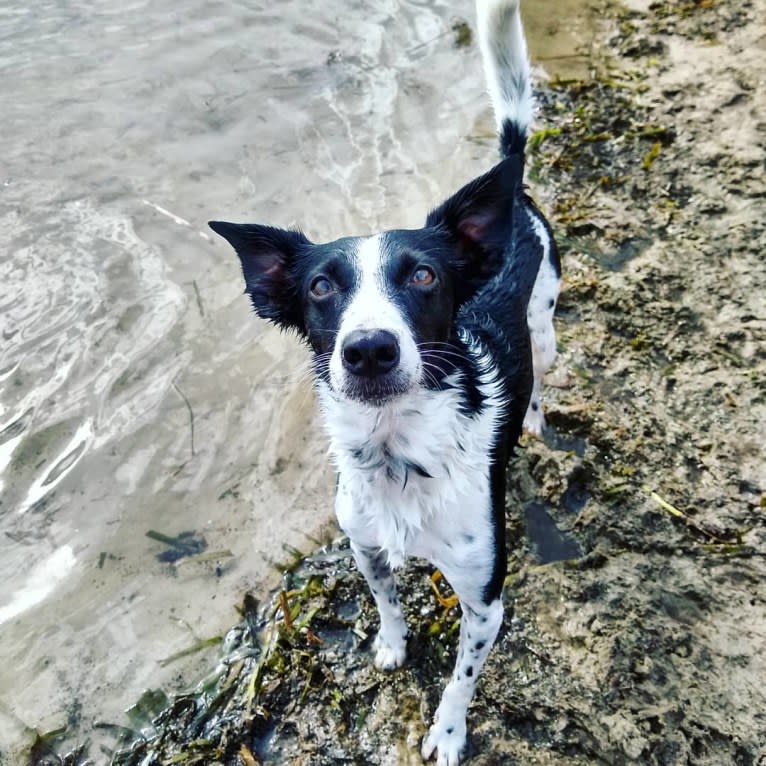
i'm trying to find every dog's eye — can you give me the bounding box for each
[309,276,333,298]
[410,266,435,287]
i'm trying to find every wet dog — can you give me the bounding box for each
[210,0,560,762]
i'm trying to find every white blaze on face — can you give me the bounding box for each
[328,234,421,396]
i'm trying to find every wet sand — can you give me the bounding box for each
[0,1,596,760]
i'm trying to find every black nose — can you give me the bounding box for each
[342,330,400,377]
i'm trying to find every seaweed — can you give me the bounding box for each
[146,530,207,563]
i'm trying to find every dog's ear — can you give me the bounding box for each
[209,221,310,333]
[426,156,522,281]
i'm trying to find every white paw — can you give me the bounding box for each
[373,632,407,670]
[523,402,545,437]
[421,717,467,765]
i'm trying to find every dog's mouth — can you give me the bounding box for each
[338,373,412,407]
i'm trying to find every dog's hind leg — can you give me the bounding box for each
[524,290,557,435]
[523,209,561,437]
[351,542,409,670]
[421,596,504,765]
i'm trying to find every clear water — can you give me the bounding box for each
[0,0,595,758]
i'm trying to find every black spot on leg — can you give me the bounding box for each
[475,641,485,651]
[531,401,539,411]
[466,666,473,677]
[548,298,555,309]
[446,727,454,735]
[462,533,475,544]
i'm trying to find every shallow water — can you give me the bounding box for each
[0,0,595,758]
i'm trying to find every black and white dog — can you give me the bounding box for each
[210,0,560,762]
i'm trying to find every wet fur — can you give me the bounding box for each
[209,1,560,763]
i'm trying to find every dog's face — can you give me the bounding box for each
[210,156,520,406]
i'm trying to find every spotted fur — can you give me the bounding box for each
[209,1,558,762]
[477,0,562,436]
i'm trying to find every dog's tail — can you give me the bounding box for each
[476,0,533,159]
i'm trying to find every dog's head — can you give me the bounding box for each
[210,157,520,406]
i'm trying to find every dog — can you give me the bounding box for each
[209,0,560,762]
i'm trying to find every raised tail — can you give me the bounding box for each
[476,0,533,158]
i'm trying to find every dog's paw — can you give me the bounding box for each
[523,401,545,438]
[373,632,407,670]
[421,717,466,765]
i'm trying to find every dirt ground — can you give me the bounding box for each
[39,1,765,764]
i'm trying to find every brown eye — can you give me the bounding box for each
[410,266,435,287]
[310,276,333,298]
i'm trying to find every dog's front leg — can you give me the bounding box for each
[422,596,504,765]
[350,542,409,670]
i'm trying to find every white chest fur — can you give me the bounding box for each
[317,358,505,569]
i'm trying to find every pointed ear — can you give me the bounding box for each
[425,156,522,278]
[209,221,310,332]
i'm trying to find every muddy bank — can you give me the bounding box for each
[33,0,766,763]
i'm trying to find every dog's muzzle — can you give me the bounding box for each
[338,329,409,404]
